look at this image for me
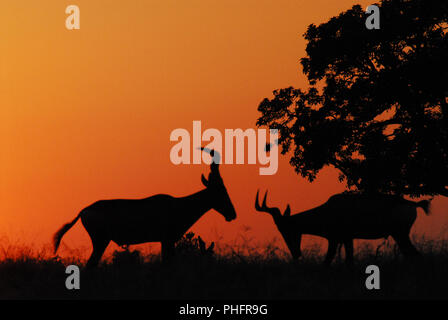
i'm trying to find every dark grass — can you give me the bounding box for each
[1,234,448,300]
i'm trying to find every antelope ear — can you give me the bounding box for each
[201,174,209,187]
[284,204,291,217]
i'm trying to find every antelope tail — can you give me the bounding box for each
[53,211,83,254]
[415,199,432,216]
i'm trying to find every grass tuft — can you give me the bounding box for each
[1,234,448,299]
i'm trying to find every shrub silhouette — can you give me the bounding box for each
[1,236,448,299]
[111,246,144,266]
[175,232,215,259]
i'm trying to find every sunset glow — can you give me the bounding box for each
[1,0,447,260]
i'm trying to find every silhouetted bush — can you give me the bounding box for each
[111,247,144,266]
[175,232,215,259]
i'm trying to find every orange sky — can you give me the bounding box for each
[1,1,447,259]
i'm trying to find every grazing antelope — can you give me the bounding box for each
[255,190,431,265]
[53,149,236,268]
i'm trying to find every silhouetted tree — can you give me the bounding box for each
[257,0,448,197]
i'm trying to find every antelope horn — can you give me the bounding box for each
[255,190,262,211]
[262,190,268,209]
[255,190,275,215]
[199,147,221,172]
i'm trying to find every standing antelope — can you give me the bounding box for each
[53,149,236,268]
[255,190,431,265]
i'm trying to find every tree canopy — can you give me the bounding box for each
[257,0,448,197]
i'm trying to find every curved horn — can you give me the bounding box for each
[255,190,262,211]
[199,147,221,172]
[262,190,268,208]
[255,190,279,217]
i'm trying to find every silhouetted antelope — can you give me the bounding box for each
[53,148,236,268]
[255,190,431,265]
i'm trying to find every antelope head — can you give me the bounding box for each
[255,190,301,259]
[200,148,237,222]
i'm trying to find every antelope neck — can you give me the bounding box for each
[179,188,215,219]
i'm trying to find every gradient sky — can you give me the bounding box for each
[1,0,447,258]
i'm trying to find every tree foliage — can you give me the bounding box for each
[257,0,448,197]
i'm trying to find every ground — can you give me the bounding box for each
[1,234,447,299]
